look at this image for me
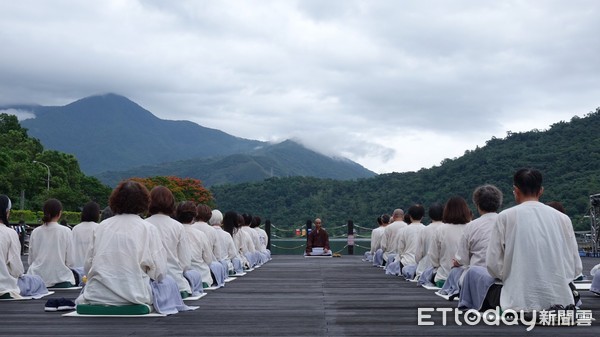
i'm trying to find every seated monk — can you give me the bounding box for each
[305,218,331,256]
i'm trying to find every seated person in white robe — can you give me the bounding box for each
[145,186,195,298]
[193,205,227,285]
[211,210,243,275]
[381,209,406,266]
[217,211,245,275]
[27,198,77,288]
[486,168,582,312]
[251,216,271,261]
[176,201,214,289]
[242,213,267,265]
[415,203,444,283]
[71,201,100,272]
[428,196,470,288]
[76,181,174,312]
[395,204,426,278]
[442,185,502,297]
[370,215,388,266]
[0,195,47,299]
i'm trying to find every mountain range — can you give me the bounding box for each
[8,94,375,186]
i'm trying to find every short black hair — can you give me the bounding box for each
[408,204,425,221]
[428,203,444,222]
[81,201,100,222]
[514,168,543,197]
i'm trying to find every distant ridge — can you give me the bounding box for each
[9,94,376,184]
[96,139,376,187]
[18,94,264,174]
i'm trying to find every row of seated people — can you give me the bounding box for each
[0,181,271,314]
[364,168,599,316]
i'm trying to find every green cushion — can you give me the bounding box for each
[180,291,190,299]
[202,282,210,288]
[51,281,75,288]
[76,304,151,315]
[435,280,445,288]
[0,293,13,299]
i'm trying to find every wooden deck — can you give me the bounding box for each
[2,256,599,336]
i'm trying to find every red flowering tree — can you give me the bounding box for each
[131,176,214,207]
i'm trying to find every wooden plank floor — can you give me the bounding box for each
[2,256,599,336]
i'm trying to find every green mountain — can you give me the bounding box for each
[16,94,264,174]
[210,107,600,231]
[95,139,376,187]
[10,94,375,186]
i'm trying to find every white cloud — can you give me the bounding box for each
[0,0,599,173]
[0,109,36,121]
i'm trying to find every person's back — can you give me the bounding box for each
[72,201,100,269]
[370,226,385,255]
[78,214,166,306]
[27,199,75,288]
[192,221,221,260]
[487,168,582,311]
[488,202,580,310]
[146,214,192,295]
[455,213,497,267]
[0,222,24,297]
[430,223,465,283]
[398,222,425,266]
[72,221,98,268]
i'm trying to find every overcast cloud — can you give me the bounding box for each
[1,0,599,174]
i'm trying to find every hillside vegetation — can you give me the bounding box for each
[211,107,600,231]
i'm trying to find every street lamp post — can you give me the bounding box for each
[33,160,50,191]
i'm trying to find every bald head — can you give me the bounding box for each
[392,209,404,221]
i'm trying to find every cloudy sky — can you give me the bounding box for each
[1,1,599,174]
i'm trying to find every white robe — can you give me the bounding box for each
[233,229,252,267]
[254,227,269,250]
[454,213,497,267]
[76,214,167,306]
[212,226,238,271]
[381,221,407,260]
[369,226,385,255]
[192,221,222,261]
[414,221,444,277]
[397,222,425,266]
[487,201,583,311]
[71,221,99,268]
[27,222,75,287]
[183,224,213,287]
[0,224,24,298]
[428,223,466,283]
[146,214,192,294]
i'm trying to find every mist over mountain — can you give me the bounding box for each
[9,94,375,185]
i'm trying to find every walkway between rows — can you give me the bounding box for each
[2,256,600,336]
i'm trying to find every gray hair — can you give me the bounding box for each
[209,209,223,226]
[472,185,503,213]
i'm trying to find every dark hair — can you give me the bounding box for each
[442,196,471,225]
[195,204,212,222]
[0,195,10,225]
[251,216,261,228]
[176,201,197,224]
[408,204,425,221]
[109,180,150,215]
[473,185,503,213]
[148,186,175,216]
[81,201,100,222]
[42,198,63,224]
[376,216,383,226]
[100,206,114,221]
[242,213,253,226]
[381,214,391,224]
[514,168,543,197]
[547,201,566,214]
[428,203,444,222]
[223,211,238,237]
